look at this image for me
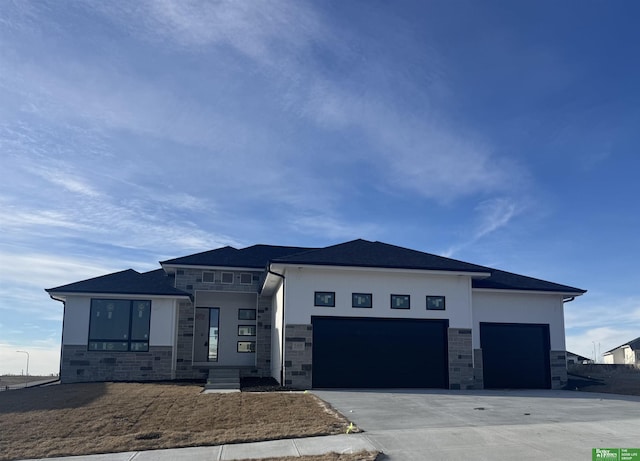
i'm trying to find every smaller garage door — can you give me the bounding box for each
[480,322,551,389]
[312,316,448,388]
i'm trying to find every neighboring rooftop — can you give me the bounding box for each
[604,336,640,354]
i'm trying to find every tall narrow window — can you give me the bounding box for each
[208,308,219,361]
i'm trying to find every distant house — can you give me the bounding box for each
[602,337,640,367]
[566,351,593,365]
[46,239,586,390]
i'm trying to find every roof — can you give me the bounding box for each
[472,268,586,294]
[566,351,592,361]
[46,269,190,297]
[272,239,491,274]
[604,336,640,354]
[161,244,316,268]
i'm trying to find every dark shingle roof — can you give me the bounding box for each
[272,239,491,273]
[604,336,640,354]
[272,239,585,294]
[161,244,316,268]
[472,268,586,294]
[46,269,189,297]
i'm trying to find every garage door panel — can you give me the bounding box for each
[312,316,448,388]
[480,322,551,389]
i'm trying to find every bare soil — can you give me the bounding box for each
[0,382,352,461]
[568,364,640,396]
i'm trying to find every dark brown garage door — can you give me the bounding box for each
[480,322,551,389]
[312,316,448,388]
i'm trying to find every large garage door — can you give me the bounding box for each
[312,316,448,388]
[480,322,551,389]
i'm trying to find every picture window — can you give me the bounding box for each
[426,296,446,310]
[238,325,256,336]
[352,293,372,308]
[88,299,150,352]
[238,309,256,320]
[390,294,410,309]
[314,291,335,307]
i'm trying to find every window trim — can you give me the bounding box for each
[426,295,446,310]
[390,294,410,309]
[237,341,256,353]
[238,325,256,336]
[314,291,335,307]
[352,293,372,308]
[238,309,256,320]
[88,299,151,352]
[202,271,215,283]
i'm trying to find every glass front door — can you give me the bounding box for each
[195,307,219,362]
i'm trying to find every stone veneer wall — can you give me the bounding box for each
[173,268,265,379]
[447,328,475,390]
[284,324,313,389]
[473,348,484,389]
[60,345,172,383]
[550,350,568,389]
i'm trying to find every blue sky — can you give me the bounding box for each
[1,1,638,375]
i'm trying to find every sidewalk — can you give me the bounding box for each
[20,433,378,461]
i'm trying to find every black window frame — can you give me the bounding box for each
[238,309,256,320]
[352,293,372,308]
[237,341,256,353]
[238,325,256,336]
[314,291,335,307]
[88,299,151,352]
[390,294,410,309]
[426,295,446,310]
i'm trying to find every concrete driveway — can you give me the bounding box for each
[313,389,640,460]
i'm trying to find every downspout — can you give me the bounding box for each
[48,293,65,381]
[268,267,286,385]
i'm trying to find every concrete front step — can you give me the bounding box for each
[205,368,240,390]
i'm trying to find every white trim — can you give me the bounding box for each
[472,288,584,297]
[48,292,190,300]
[162,264,260,272]
[269,263,491,278]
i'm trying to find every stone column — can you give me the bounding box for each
[284,324,313,389]
[447,328,475,389]
[550,350,568,389]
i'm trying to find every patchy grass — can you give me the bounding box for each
[0,382,351,461]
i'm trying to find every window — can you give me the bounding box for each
[238,309,256,320]
[239,273,253,285]
[221,272,234,284]
[238,325,256,336]
[314,291,335,307]
[202,271,215,283]
[390,294,410,309]
[88,299,151,352]
[237,341,256,353]
[352,293,372,308]
[426,296,446,310]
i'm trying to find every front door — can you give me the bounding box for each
[194,308,219,362]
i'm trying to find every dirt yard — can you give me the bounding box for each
[0,375,57,389]
[242,453,378,461]
[568,364,640,396]
[0,382,352,461]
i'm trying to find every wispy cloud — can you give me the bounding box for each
[442,197,523,257]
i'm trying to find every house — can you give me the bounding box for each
[566,351,593,366]
[602,337,640,367]
[46,239,586,390]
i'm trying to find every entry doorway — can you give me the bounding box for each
[194,308,219,362]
